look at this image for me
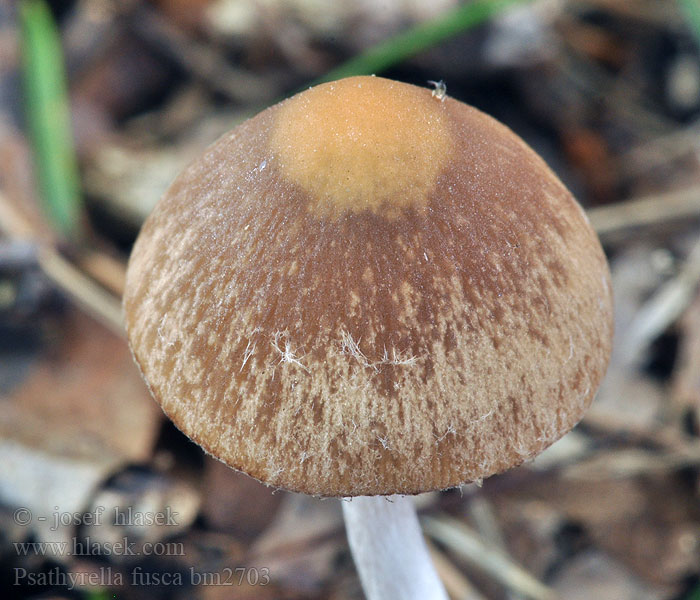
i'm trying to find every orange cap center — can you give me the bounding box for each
[270,76,452,218]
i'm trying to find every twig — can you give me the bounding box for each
[617,234,700,364]
[587,186,700,241]
[671,290,700,423]
[467,496,509,557]
[467,496,526,600]
[0,190,124,336]
[427,540,487,600]
[38,249,124,335]
[77,249,127,298]
[583,407,690,450]
[563,444,700,479]
[423,515,558,600]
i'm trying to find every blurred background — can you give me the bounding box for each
[1,0,700,598]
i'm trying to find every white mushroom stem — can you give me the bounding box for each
[342,495,448,600]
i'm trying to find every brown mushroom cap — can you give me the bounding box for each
[124,76,613,497]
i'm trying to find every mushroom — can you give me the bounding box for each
[124,76,613,599]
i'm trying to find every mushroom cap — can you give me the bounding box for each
[124,76,613,497]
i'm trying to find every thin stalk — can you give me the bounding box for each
[342,495,448,600]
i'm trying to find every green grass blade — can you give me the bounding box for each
[19,0,83,240]
[679,0,700,45]
[317,0,530,84]
[684,584,700,600]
